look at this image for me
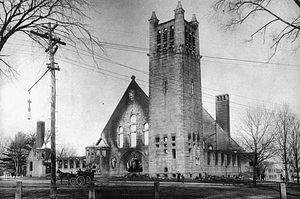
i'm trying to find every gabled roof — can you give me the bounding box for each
[96,76,149,146]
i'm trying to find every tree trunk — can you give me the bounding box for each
[253,165,257,187]
[296,159,299,185]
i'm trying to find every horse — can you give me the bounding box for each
[57,169,73,185]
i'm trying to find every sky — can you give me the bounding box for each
[0,0,300,156]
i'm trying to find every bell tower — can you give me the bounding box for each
[148,2,203,177]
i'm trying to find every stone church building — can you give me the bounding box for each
[85,2,250,179]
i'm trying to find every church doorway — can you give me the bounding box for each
[121,151,143,173]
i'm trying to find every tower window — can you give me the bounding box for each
[157,30,161,52]
[207,152,211,165]
[171,135,176,141]
[155,136,160,143]
[169,26,174,48]
[163,28,168,43]
[196,157,200,165]
[185,27,189,46]
[164,149,168,154]
[172,149,176,159]
[192,32,196,51]
[163,135,168,142]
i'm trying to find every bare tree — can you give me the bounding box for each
[289,116,300,185]
[212,0,300,55]
[275,105,295,183]
[236,106,277,186]
[0,0,102,77]
[57,143,78,158]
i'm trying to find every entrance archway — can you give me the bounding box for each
[121,151,143,173]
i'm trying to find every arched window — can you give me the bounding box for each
[130,115,137,147]
[144,123,149,145]
[118,126,124,148]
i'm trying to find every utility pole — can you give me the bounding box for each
[31,23,66,199]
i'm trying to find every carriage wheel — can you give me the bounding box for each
[85,176,91,184]
[70,177,76,186]
[76,176,85,185]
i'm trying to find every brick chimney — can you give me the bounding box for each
[216,94,230,138]
[36,121,45,148]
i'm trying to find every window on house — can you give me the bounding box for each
[58,160,62,168]
[144,123,149,145]
[189,148,192,160]
[83,160,86,168]
[172,149,176,159]
[130,115,137,148]
[164,149,168,154]
[30,162,33,171]
[119,126,124,148]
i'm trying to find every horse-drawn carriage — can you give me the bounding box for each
[57,169,95,186]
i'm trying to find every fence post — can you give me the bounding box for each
[154,181,159,199]
[279,182,287,199]
[89,181,95,199]
[15,181,22,199]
